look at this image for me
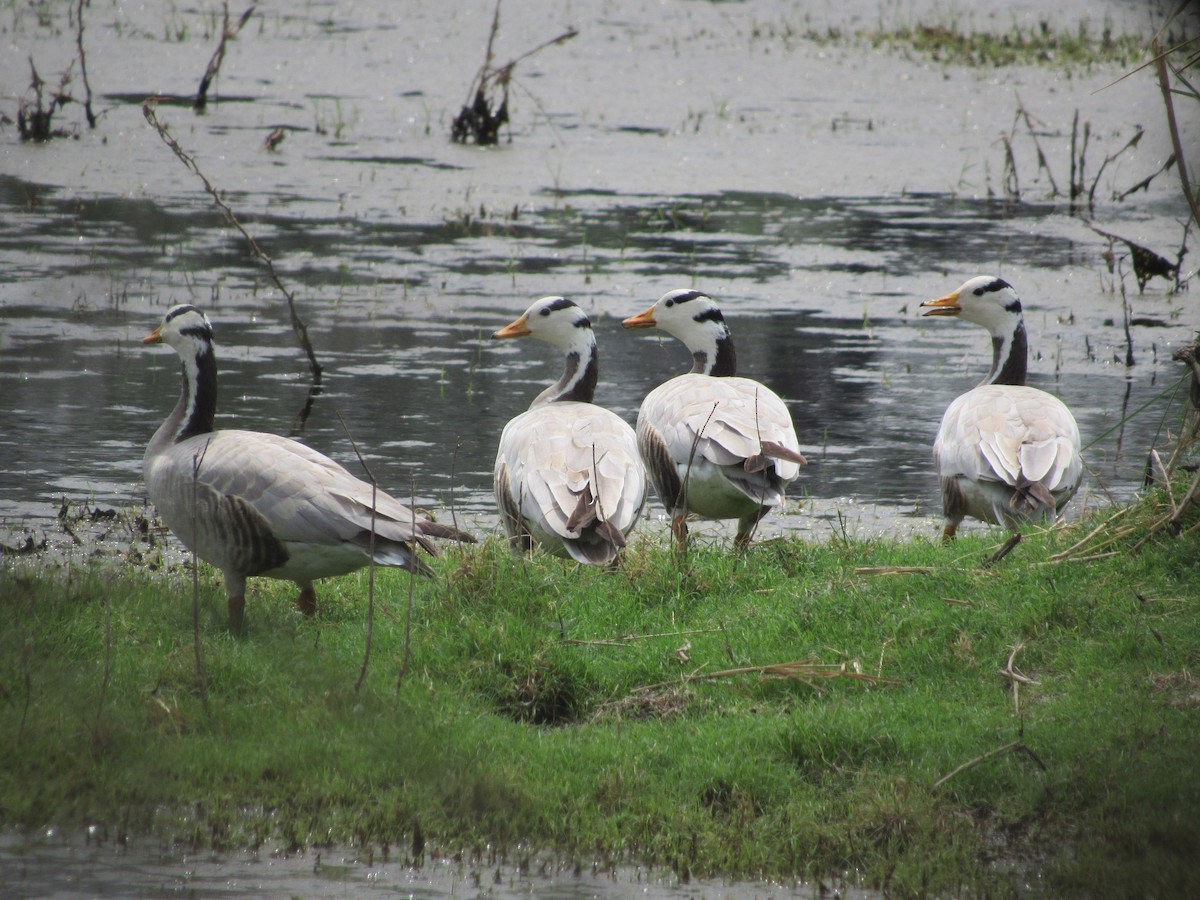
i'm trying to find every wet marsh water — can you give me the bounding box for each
[0,0,1195,892]
[2,2,1195,554]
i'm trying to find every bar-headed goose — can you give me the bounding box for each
[492,297,646,564]
[622,289,807,550]
[920,275,1082,540]
[142,304,472,632]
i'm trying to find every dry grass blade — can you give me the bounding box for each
[998,641,1038,716]
[854,565,937,576]
[932,740,1047,790]
[1154,37,1200,228]
[631,659,900,695]
[565,627,723,648]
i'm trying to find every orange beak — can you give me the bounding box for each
[919,290,962,317]
[492,314,531,339]
[621,304,657,329]
[142,325,164,344]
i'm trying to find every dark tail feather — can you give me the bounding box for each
[761,440,807,465]
[566,487,598,533]
[1010,476,1057,519]
[417,519,476,543]
[745,440,807,472]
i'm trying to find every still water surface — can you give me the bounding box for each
[1,828,882,899]
[1,0,1193,552]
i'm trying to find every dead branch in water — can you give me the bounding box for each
[142,103,324,421]
[195,2,256,111]
[1153,36,1200,230]
[73,0,96,127]
[1012,94,1061,197]
[1089,222,1183,293]
[451,0,578,144]
[18,58,75,141]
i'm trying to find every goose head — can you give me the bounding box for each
[921,275,1029,387]
[143,304,215,356]
[493,296,594,349]
[920,276,1023,335]
[493,296,598,405]
[142,304,219,447]
[622,289,736,376]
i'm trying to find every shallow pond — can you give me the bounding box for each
[1,0,1194,554]
[0,0,1194,891]
[0,827,886,899]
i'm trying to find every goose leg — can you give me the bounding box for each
[671,514,689,553]
[296,582,318,617]
[734,507,770,553]
[227,594,246,634]
[941,523,957,543]
[225,572,248,634]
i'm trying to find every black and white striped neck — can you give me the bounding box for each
[172,338,218,442]
[692,331,737,377]
[534,331,599,405]
[665,293,737,377]
[984,320,1028,387]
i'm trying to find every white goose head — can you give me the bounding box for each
[920,275,1028,387]
[144,303,215,356]
[143,304,218,444]
[493,296,599,405]
[622,289,737,377]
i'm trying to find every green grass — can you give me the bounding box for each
[2,499,1200,896]
[778,19,1148,69]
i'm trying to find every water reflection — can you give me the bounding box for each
[1,828,876,900]
[0,172,1186,547]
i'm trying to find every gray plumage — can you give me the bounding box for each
[142,304,472,631]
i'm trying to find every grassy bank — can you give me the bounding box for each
[2,494,1199,897]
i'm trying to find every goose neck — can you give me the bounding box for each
[691,332,737,377]
[985,320,1028,386]
[535,340,599,405]
[151,344,218,452]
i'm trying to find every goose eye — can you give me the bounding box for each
[539,307,551,316]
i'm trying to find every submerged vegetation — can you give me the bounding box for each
[749,17,1157,70]
[867,21,1147,68]
[3,468,1200,895]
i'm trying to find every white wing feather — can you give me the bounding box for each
[494,402,646,547]
[935,385,1082,492]
[639,373,803,481]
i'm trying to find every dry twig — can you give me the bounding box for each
[195,3,256,111]
[932,740,1046,790]
[142,102,324,430]
[631,659,899,695]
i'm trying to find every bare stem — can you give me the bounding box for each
[1153,37,1200,228]
[195,3,256,111]
[74,0,96,127]
[141,103,323,395]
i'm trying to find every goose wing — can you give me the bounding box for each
[148,430,447,553]
[639,374,804,480]
[494,403,646,550]
[935,385,1082,492]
